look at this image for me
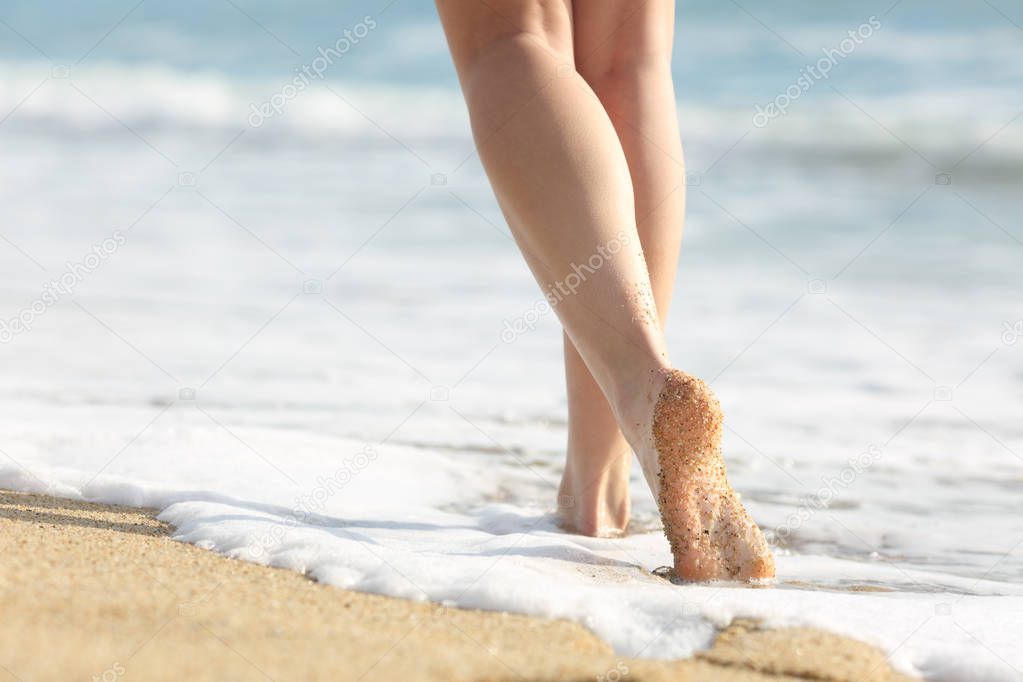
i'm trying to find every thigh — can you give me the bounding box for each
[572,0,676,79]
[436,0,575,75]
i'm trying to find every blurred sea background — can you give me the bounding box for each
[1,1,1021,679]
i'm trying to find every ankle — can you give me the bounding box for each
[558,462,630,536]
[611,366,670,447]
[558,499,629,537]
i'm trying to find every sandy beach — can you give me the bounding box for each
[0,490,911,681]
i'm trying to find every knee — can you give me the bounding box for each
[577,43,673,93]
[455,30,567,96]
[445,1,573,76]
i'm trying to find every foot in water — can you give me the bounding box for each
[556,457,630,537]
[629,369,775,581]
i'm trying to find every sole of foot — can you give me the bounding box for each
[650,370,775,582]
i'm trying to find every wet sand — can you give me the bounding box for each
[0,490,913,681]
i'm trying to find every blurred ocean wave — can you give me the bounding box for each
[3,59,1021,185]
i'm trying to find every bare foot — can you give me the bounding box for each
[556,452,630,537]
[632,369,775,581]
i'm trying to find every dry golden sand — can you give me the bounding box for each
[0,490,913,681]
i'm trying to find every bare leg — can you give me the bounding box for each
[436,0,773,580]
[558,0,687,536]
[436,0,667,410]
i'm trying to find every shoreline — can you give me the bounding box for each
[0,489,912,681]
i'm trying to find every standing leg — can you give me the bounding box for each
[558,0,687,536]
[436,0,773,580]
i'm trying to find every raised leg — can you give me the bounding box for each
[436,0,668,413]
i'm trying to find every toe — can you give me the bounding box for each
[673,547,722,582]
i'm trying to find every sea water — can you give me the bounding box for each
[0,1,1021,679]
